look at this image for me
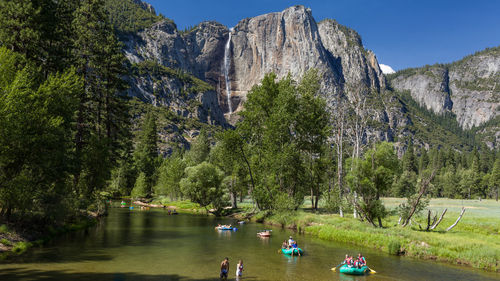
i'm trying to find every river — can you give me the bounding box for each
[0,207,498,281]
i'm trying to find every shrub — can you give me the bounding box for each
[0,238,11,246]
[388,240,401,255]
[0,224,9,233]
[12,242,31,255]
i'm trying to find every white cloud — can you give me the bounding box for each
[379,64,395,74]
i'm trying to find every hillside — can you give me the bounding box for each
[110,0,499,150]
[388,47,500,148]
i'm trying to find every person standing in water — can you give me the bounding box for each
[236,259,243,279]
[220,257,229,280]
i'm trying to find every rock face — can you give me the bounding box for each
[391,67,452,115]
[228,6,343,112]
[390,47,500,129]
[121,3,498,149]
[317,19,385,92]
[125,5,386,116]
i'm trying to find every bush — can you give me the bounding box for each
[0,224,8,233]
[0,238,11,246]
[388,240,401,255]
[12,242,31,255]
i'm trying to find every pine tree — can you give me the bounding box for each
[402,140,418,173]
[0,0,41,62]
[133,110,158,197]
[71,0,129,197]
[491,158,500,201]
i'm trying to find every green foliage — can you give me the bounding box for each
[109,157,136,196]
[133,110,159,197]
[104,0,168,34]
[388,240,401,255]
[346,142,399,227]
[0,0,130,227]
[226,71,329,211]
[154,152,186,199]
[0,48,82,219]
[0,238,11,246]
[184,129,211,166]
[180,162,226,214]
[394,89,476,148]
[131,172,149,198]
[393,171,418,198]
[131,61,213,93]
[0,224,8,234]
[12,241,31,255]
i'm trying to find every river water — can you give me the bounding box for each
[0,208,498,281]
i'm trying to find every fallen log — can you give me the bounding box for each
[133,201,166,208]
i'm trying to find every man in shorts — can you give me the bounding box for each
[220,257,229,280]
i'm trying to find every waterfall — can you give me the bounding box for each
[223,28,233,114]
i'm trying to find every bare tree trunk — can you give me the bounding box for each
[425,210,433,231]
[230,192,237,209]
[239,145,258,211]
[353,191,358,219]
[446,207,466,232]
[430,208,447,230]
[310,188,314,210]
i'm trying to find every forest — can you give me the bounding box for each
[0,0,499,232]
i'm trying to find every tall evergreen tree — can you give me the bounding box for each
[71,0,129,197]
[133,110,158,197]
[402,140,418,174]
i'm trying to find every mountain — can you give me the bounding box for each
[108,0,498,150]
[388,47,500,148]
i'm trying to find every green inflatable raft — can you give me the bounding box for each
[281,248,303,255]
[339,264,368,275]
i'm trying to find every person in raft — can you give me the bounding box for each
[357,253,366,268]
[236,259,243,278]
[344,255,354,267]
[282,240,289,249]
[220,257,229,280]
[291,240,298,249]
[288,236,294,246]
[342,254,349,265]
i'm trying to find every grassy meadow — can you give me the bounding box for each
[254,198,500,272]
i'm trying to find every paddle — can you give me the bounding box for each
[368,267,377,274]
[330,262,343,271]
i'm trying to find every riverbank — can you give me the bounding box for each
[121,197,500,272]
[244,207,500,272]
[0,214,99,260]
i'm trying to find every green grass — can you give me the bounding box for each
[155,197,500,271]
[254,198,500,272]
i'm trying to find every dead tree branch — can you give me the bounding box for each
[401,169,437,227]
[430,208,447,230]
[446,207,466,232]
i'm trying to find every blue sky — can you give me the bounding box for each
[146,0,500,71]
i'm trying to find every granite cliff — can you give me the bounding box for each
[389,47,500,148]
[114,0,498,149]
